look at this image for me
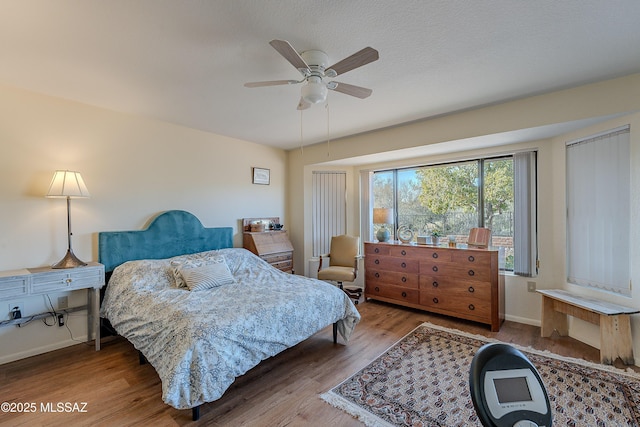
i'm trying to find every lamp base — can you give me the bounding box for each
[376,227,391,242]
[52,249,87,269]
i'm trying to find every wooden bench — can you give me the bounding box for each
[537,289,639,365]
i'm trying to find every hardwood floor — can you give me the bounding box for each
[0,300,630,426]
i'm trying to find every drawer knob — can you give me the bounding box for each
[375,248,380,253]
[401,276,407,283]
[375,286,380,292]
[432,281,439,288]
[401,250,407,256]
[468,255,475,262]
[433,297,439,304]
[375,272,380,278]
[401,262,407,268]
[432,253,438,259]
[401,292,407,298]
[375,259,380,264]
[432,266,438,272]
[469,304,475,311]
[468,286,475,293]
[468,270,475,276]
[66,278,72,283]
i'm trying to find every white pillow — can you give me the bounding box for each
[179,261,235,291]
[170,255,226,288]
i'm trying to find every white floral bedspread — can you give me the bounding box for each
[100,248,360,409]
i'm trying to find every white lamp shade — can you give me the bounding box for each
[46,170,90,198]
[373,208,393,224]
[301,76,328,104]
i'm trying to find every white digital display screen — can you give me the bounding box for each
[493,376,532,403]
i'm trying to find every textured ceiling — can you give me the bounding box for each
[1,0,640,150]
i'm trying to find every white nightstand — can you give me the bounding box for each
[0,262,105,350]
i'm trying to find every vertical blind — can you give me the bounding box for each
[312,171,347,257]
[566,126,630,295]
[513,151,538,276]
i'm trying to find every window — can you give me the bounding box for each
[566,126,630,295]
[372,153,537,274]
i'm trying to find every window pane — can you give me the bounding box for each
[483,158,514,270]
[414,162,479,243]
[373,171,395,239]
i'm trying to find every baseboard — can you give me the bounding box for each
[0,335,88,365]
[505,314,540,327]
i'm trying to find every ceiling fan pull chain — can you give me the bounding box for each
[326,102,331,157]
[300,110,304,155]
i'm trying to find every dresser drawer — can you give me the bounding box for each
[418,248,453,262]
[30,265,104,294]
[420,276,491,300]
[365,244,390,256]
[271,259,293,271]
[0,275,29,300]
[367,256,419,274]
[419,259,452,276]
[419,288,491,321]
[388,246,421,259]
[367,283,419,304]
[366,269,419,289]
[451,250,492,266]
[261,252,292,264]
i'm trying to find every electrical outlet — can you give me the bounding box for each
[527,281,536,292]
[58,314,65,327]
[8,302,24,320]
[58,296,68,310]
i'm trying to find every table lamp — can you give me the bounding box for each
[46,170,90,268]
[373,208,393,242]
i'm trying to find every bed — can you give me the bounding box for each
[98,210,360,421]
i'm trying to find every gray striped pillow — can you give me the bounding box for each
[179,261,235,291]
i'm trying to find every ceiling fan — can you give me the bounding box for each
[244,39,379,110]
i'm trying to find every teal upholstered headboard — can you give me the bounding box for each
[98,210,233,272]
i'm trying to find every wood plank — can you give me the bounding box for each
[538,289,639,315]
[600,314,634,365]
[0,301,637,426]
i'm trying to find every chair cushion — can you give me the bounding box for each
[318,266,356,283]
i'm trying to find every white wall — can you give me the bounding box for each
[287,73,640,363]
[0,84,287,363]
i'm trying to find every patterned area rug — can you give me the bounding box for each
[322,323,640,426]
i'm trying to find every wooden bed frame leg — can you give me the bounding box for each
[333,322,338,344]
[192,406,200,421]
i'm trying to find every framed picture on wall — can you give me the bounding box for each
[252,167,270,185]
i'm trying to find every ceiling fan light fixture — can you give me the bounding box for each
[301,76,327,104]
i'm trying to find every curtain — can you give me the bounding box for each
[312,171,347,257]
[566,126,630,295]
[513,151,538,276]
[360,170,372,249]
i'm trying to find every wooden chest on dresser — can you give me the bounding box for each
[364,242,504,331]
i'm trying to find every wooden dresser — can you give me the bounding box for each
[242,218,293,273]
[364,242,504,331]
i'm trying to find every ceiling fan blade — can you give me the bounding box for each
[269,39,310,74]
[297,97,311,110]
[244,80,300,88]
[327,47,379,76]
[330,82,373,99]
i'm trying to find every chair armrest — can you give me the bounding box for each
[318,254,330,271]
